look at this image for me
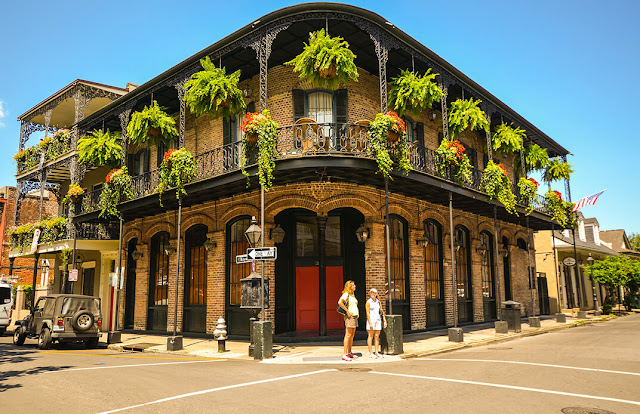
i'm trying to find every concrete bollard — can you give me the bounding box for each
[528,316,541,328]
[555,313,566,323]
[167,335,183,351]
[107,331,122,344]
[495,321,508,334]
[253,321,273,360]
[384,315,404,355]
[448,327,464,342]
[577,311,587,319]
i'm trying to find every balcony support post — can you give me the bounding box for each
[174,80,187,147]
[493,205,502,320]
[485,112,493,162]
[370,30,389,112]
[439,83,450,141]
[448,191,458,328]
[118,108,133,166]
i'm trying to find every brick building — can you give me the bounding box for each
[13,4,572,337]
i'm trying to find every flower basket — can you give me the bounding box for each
[155,148,196,205]
[434,139,472,184]
[240,110,279,190]
[62,184,85,205]
[245,133,258,144]
[481,161,517,215]
[99,167,134,219]
[387,130,400,143]
[367,112,411,178]
[318,63,337,79]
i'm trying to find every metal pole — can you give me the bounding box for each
[173,198,182,337]
[526,216,535,317]
[449,192,457,328]
[385,177,392,315]
[589,258,600,316]
[551,224,562,311]
[493,206,502,320]
[260,185,265,321]
[114,218,123,331]
[571,227,580,307]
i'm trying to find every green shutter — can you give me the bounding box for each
[292,89,305,122]
[223,118,232,145]
[415,122,424,146]
[335,89,348,124]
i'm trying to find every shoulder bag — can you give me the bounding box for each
[337,295,349,315]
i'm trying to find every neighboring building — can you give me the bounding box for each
[534,213,617,314]
[600,229,640,260]
[10,80,128,330]
[12,4,572,337]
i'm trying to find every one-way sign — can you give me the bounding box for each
[236,254,251,264]
[247,247,277,261]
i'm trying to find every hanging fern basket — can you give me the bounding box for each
[387,130,400,143]
[146,127,160,138]
[245,133,258,144]
[319,63,337,79]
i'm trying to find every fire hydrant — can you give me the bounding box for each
[213,317,228,353]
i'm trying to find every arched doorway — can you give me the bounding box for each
[480,231,496,320]
[502,236,512,301]
[226,216,252,336]
[274,207,365,335]
[455,226,473,323]
[184,224,207,333]
[423,219,444,327]
[148,232,169,331]
[124,238,138,330]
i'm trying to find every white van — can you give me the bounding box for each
[0,281,13,336]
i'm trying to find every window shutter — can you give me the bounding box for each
[335,89,348,124]
[144,149,150,173]
[292,89,305,122]
[157,142,166,167]
[415,122,424,146]
[246,101,255,113]
[468,148,477,168]
[127,154,135,175]
[483,154,489,169]
[438,132,444,145]
[223,118,232,145]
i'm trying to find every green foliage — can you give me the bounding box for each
[9,217,68,250]
[126,101,178,147]
[544,190,576,227]
[285,29,358,90]
[77,129,122,167]
[492,123,525,154]
[99,167,134,219]
[155,148,196,205]
[14,129,71,173]
[480,161,517,215]
[183,57,246,119]
[586,255,640,292]
[448,98,489,137]
[389,69,443,117]
[602,295,615,315]
[240,110,279,190]
[434,139,472,185]
[628,233,640,252]
[366,112,412,178]
[60,248,73,272]
[515,144,550,175]
[517,177,538,214]
[543,158,573,182]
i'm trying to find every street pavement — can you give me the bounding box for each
[1,313,639,413]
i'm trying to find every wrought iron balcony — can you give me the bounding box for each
[71,122,552,218]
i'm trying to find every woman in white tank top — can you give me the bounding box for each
[365,288,387,358]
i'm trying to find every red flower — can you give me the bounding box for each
[496,163,507,175]
[551,190,563,200]
[162,148,177,164]
[106,168,119,183]
[527,177,540,188]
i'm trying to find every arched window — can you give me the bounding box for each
[388,216,407,301]
[423,220,442,300]
[228,217,252,306]
[517,238,528,251]
[148,232,169,330]
[454,225,472,322]
[184,224,207,333]
[480,231,495,300]
[502,236,513,301]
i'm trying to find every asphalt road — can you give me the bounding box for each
[2,314,639,414]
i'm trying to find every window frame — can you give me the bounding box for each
[423,219,443,301]
[149,231,170,307]
[386,215,410,301]
[305,89,336,124]
[226,216,252,307]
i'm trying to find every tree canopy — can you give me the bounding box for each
[628,232,640,252]
[586,255,640,289]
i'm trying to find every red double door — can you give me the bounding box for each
[295,266,344,331]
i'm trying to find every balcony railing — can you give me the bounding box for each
[10,221,119,253]
[71,122,552,217]
[16,130,72,174]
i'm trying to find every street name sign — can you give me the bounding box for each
[236,254,251,264]
[247,247,277,261]
[562,257,576,266]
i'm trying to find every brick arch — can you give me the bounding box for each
[420,208,448,229]
[452,215,476,238]
[124,226,142,245]
[144,222,176,241]
[180,213,215,236]
[318,194,377,217]
[376,203,414,225]
[219,203,260,225]
[266,194,319,217]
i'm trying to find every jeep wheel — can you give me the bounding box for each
[85,337,99,349]
[13,327,25,346]
[38,327,52,350]
[0,327,5,336]
[72,310,94,331]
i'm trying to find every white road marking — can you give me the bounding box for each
[41,360,222,374]
[98,369,337,413]
[370,371,640,407]
[416,358,640,377]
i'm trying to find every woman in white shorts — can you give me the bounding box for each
[365,288,387,358]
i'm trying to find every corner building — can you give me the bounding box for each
[62,4,569,336]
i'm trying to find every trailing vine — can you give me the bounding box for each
[448,98,489,137]
[285,29,359,90]
[544,189,576,227]
[543,158,573,183]
[515,143,550,174]
[61,248,73,271]
[77,129,122,167]
[492,123,525,154]
[155,148,196,206]
[62,184,85,205]
[98,167,134,219]
[434,138,472,184]
[367,112,412,178]
[183,57,246,119]
[480,161,518,215]
[389,69,443,117]
[240,110,279,190]
[517,177,539,215]
[126,101,179,147]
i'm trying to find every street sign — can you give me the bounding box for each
[68,269,78,282]
[236,254,251,264]
[247,247,277,261]
[562,257,576,266]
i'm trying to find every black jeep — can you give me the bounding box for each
[13,294,103,349]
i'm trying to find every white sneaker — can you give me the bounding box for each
[342,354,352,362]
[369,353,378,359]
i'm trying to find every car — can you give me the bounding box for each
[0,281,12,336]
[13,294,103,349]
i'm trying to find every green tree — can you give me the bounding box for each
[587,255,640,310]
[628,232,640,251]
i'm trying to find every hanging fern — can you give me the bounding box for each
[515,143,550,174]
[366,112,412,178]
[240,110,279,190]
[434,139,472,185]
[285,29,358,90]
[389,69,443,117]
[543,158,573,183]
[77,129,122,167]
[448,98,489,137]
[126,101,178,147]
[480,161,517,215]
[544,189,575,227]
[492,123,525,154]
[517,177,539,215]
[183,57,246,119]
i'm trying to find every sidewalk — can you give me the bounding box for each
[106,313,619,364]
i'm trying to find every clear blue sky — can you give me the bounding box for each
[1,1,638,233]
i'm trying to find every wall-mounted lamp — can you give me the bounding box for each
[416,233,431,248]
[243,87,253,98]
[586,253,594,266]
[164,246,177,257]
[245,216,262,246]
[500,247,509,258]
[131,249,143,261]
[430,111,437,121]
[355,224,369,243]
[270,224,286,244]
[204,238,216,251]
[476,241,488,256]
